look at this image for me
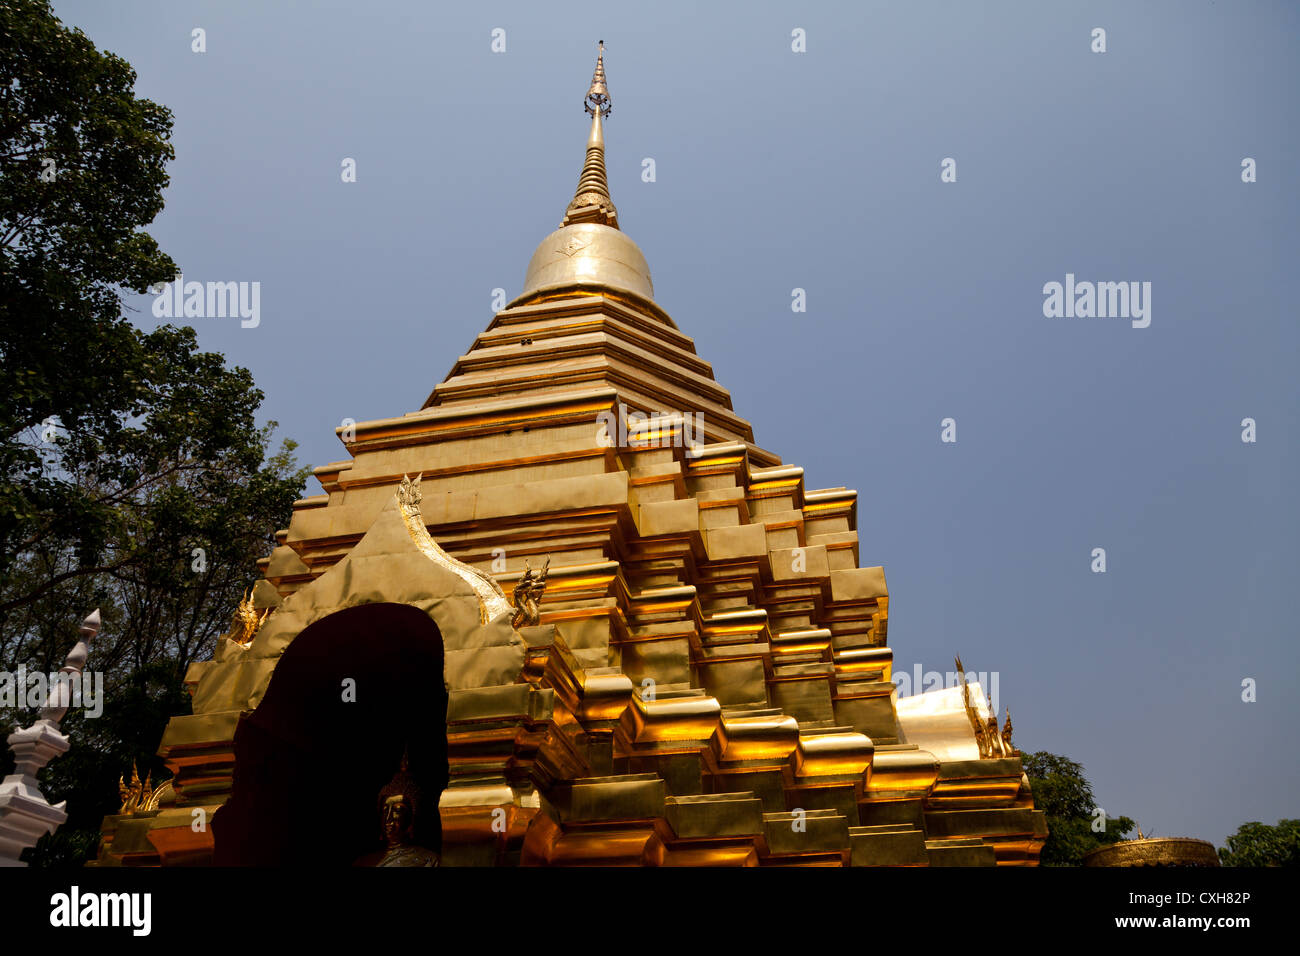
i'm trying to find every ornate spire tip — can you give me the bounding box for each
[585,40,611,118]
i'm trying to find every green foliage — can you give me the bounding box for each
[1,0,178,449]
[0,405,308,866]
[1218,819,1300,867]
[0,0,182,610]
[1022,750,1136,866]
[0,0,311,867]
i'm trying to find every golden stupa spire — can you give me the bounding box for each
[584,40,611,118]
[563,41,618,229]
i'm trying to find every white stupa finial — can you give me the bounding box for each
[0,609,99,866]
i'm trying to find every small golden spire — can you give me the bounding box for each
[564,41,618,229]
[584,40,611,118]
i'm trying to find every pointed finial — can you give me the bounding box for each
[585,40,611,117]
[81,608,101,638]
[564,41,618,228]
[37,609,98,722]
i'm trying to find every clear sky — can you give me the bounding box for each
[52,0,1299,847]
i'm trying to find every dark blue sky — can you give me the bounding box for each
[53,0,1299,846]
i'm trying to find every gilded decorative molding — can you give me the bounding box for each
[395,474,512,625]
[1083,837,1220,868]
[143,779,174,812]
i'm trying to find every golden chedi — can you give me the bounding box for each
[93,43,1047,868]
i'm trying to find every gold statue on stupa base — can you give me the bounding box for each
[354,752,440,868]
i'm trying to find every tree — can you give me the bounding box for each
[0,0,311,866]
[0,0,181,610]
[0,416,308,867]
[1218,820,1300,867]
[1022,751,1136,866]
[0,0,309,638]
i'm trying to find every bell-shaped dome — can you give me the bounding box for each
[516,42,654,306]
[520,222,654,302]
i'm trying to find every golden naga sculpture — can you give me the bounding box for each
[395,473,512,624]
[395,471,422,511]
[511,558,550,629]
[353,751,439,867]
[1001,706,1017,756]
[955,655,983,755]
[225,588,270,647]
[956,655,1013,759]
[984,694,1006,758]
[118,763,154,814]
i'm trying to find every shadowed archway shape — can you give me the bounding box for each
[212,603,448,866]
